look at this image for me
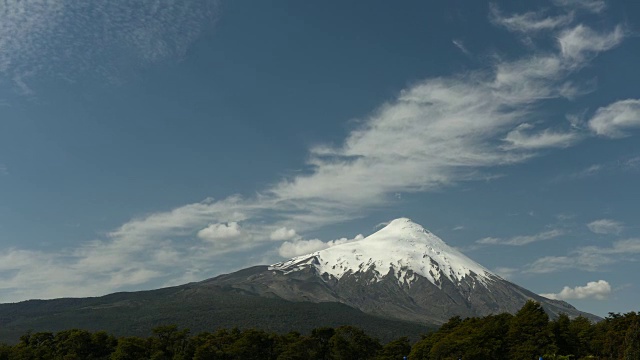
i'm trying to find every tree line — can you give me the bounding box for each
[0,300,638,359]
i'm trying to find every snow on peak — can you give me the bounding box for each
[269,218,496,288]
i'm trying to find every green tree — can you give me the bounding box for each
[624,320,640,360]
[12,331,55,360]
[310,327,335,360]
[595,312,639,359]
[91,331,118,359]
[409,315,463,360]
[191,328,243,360]
[329,325,381,360]
[276,334,316,360]
[111,337,149,360]
[568,315,594,359]
[150,325,191,360]
[54,329,95,359]
[376,336,411,360]
[0,345,10,360]
[508,300,554,359]
[227,329,276,360]
[550,313,577,357]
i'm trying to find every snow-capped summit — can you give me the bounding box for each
[207,218,599,324]
[269,217,495,288]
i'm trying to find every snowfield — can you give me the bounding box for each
[270,218,496,288]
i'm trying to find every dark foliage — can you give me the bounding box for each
[0,284,432,344]
[409,300,640,360]
[0,301,637,360]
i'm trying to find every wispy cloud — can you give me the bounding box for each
[502,123,582,150]
[477,229,564,246]
[493,267,519,280]
[452,39,470,55]
[541,279,611,300]
[490,4,574,33]
[553,154,640,182]
[0,0,220,93]
[587,219,624,235]
[571,164,604,178]
[558,24,625,63]
[278,234,364,258]
[0,3,635,301]
[527,238,640,273]
[626,156,640,171]
[588,99,640,138]
[552,0,606,14]
[270,227,299,241]
[198,222,244,242]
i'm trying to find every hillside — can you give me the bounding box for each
[0,279,433,344]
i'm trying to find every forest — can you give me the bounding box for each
[0,301,638,360]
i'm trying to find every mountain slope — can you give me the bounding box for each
[0,218,598,343]
[0,276,433,344]
[208,218,599,324]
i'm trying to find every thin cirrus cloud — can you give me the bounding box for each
[626,157,640,170]
[587,219,624,235]
[540,280,611,300]
[553,155,640,183]
[278,235,365,258]
[477,229,564,246]
[0,2,636,301]
[452,39,471,55]
[198,222,244,242]
[270,227,299,242]
[552,0,607,14]
[588,99,640,138]
[502,123,582,150]
[489,4,574,33]
[492,267,519,280]
[558,24,625,62]
[526,238,640,273]
[0,0,219,92]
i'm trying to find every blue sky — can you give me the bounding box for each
[1,0,639,317]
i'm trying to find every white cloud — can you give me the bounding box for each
[553,164,602,182]
[493,267,519,280]
[576,164,603,177]
[588,99,640,138]
[477,229,564,246]
[0,4,635,301]
[107,268,161,287]
[452,39,470,55]
[502,123,582,150]
[270,227,299,241]
[554,156,640,182]
[278,239,328,258]
[552,0,606,13]
[587,219,624,235]
[278,234,364,258]
[477,237,501,245]
[0,0,220,92]
[490,5,574,33]
[527,238,640,273]
[626,156,640,171]
[91,21,625,247]
[541,280,611,300]
[558,24,624,62]
[197,222,243,241]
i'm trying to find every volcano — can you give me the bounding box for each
[204,218,599,324]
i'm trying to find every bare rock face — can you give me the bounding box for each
[202,218,600,324]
